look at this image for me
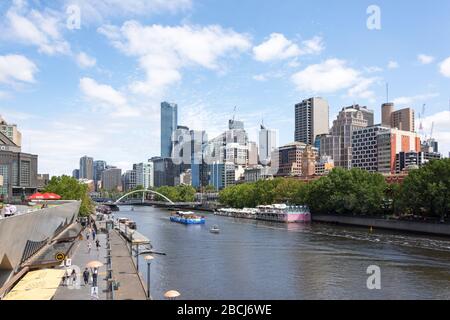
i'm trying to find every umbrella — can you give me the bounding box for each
[42,193,62,200]
[86,261,103,268]
[164,290,181,299]
[28,192,45,200]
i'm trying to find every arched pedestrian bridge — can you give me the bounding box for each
[97,190,201,210]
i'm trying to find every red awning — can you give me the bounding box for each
[28,192,62,200]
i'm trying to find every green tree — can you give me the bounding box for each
[44,175,94,217]
[399,159,450,220]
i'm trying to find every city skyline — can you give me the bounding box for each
[0,0,450,176]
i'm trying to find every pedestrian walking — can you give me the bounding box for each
[71,269,77,286]
[95,239,101,251]
[92,229,96,241]
[86,229,90,240]
[83,268,90,286]
[87,241,92,253]
[92,268,98,287]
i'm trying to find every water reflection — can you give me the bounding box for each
[118,206,450,300]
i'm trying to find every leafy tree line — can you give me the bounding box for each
[44,175,94,217]
[154,185,197,202]
[219,159,450,220]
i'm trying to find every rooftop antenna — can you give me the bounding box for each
[232,106,237,122]
[385,83,388,103]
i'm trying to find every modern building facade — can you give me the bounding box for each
[134,162,154,189]
[259,125,277,166]
[295,97,329,145]
[152,157,178,188]
[352,126,421,173]
[122,169,137,192]
[396,151,442,173]
[93,160,107,187]
[79,156,94,180]
[161,102,178,158]
[72,169,80,180]
[101,168,122,191]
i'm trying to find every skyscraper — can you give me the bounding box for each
[381,103,415,132]
[161,102,178,158]
[295,97,329,145]
[259,125,277,165]
[79,156,94,180]
[93,160,106,189]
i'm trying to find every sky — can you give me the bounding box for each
[0,0,450,176]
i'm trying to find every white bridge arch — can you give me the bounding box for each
[115,190,175,205]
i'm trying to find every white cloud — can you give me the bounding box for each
[79,77,140,117]
[253,74,267,82]
[439,57,450,78]
[76,52,97,68]
[1,2,70,55]
[292,59,361,94]
[347,77,378,101]
[253,33,323,62]
[393,93,439,106]
[417,54,435,65]
[98,22,251,96]
[64,0,192,23]
[421,110,450,156]
[0,54,38,84]
[387,60,399,69]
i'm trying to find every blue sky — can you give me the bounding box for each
[0,0,449,176]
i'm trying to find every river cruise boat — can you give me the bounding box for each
[256,204,311,223]
[215,208,258,219]
[170,211,206,225]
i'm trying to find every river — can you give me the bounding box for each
[117,206,450,300]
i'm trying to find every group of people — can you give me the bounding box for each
[62,267,99,287]
[85,227,101,253]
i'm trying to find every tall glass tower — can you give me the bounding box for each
[160,102,178,158]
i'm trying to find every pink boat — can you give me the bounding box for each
[256,204,311,223]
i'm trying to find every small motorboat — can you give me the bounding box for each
[210,225,220,234]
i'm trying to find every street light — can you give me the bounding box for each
[144,255,154,299]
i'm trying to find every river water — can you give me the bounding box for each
[118,206,450,300]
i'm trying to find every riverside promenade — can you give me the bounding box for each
[54,217,147,300]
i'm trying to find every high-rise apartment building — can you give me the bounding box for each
[161,102,178,158]
[295,97,329,145]
[259,125,277,165]
[122,169,137,192]
[134,162,154,189]
[79,156,94,180]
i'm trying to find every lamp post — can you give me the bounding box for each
[144,255,154,299]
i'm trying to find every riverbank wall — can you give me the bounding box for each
[312,214,450,237]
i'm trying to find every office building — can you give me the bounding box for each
[320,106,370,169]
[161,102,178,158]
[352,126,420,173]
[122,169,137,192]
[259,125,277,165]
[134,162,154,189]
[229,119,244,130]
[315,156,335,176]
[244,165,272,183]
[272,142,318,177]
[0,116,22,148]
[0,120,38,201]
[152,157,178,187]
[208,162,239,190]
[72,169,80,180]
[396,151,442,173]
[381,103,415,132]
[295,97,329,145]
[79,156,94,180]
[93,160,106,184]
[101,168,122,191]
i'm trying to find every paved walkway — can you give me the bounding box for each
[110,230,147,300]
[53,231,108,300]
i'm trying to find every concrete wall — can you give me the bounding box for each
[0,201,80,285]
[313,214,450,237]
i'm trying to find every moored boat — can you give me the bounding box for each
[256,204,311,223]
